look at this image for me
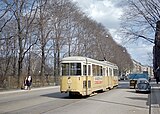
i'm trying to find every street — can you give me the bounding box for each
[0,80,159,114]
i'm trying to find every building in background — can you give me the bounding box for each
[132,60,153,78]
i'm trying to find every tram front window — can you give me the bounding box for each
[62,63,81,76]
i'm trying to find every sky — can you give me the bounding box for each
[72,0,153,66]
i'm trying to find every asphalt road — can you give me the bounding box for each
[0,80,159,114]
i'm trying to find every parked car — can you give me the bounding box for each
[128,73,149,89]
[135,78,151,93]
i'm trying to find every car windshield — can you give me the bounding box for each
[138,80,148,83]
[137,83,149,89]
[129,74,148,80]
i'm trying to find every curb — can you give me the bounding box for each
[0,86,59,95]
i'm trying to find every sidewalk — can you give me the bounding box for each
[0,86,59,95]
[151,82,160,114]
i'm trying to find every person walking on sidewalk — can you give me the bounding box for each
[26,76,32,90]
[24,77,28,90]
[155,67,160,84]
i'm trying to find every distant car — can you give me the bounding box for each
[129,73,149,89]
[120,75,125,80]
[135,78,151,93]
[120,74,128,80]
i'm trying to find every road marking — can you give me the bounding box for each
[151,86,160,89]
[151,104,159,108]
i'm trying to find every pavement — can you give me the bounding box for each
[0,86,59,95]
[150,83,160,114]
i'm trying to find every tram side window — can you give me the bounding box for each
[97,65,99,76]
[92,64,97,76]
[113,69,118,76]
[106,67,108,76]
[76,63,81,75]
[97,65,102,76]
[92,64,102,76]
[109,68,113,76]
[100,66,103,76]
[88,65,91,75]
[83,65,87,75]
[103,68,105,76]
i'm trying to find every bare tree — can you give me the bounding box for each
[0,0,134,88]
[120,0,160,43]
[0,0,38,88]
[46,0,79,84]
[0,0,15,33]
[35,0,52,85]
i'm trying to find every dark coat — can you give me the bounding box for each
[26,77,32,86]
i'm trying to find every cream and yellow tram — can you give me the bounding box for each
[60,56,118,97]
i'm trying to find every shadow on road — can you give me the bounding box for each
[88,98,148,109]
[41,92,70,99]
[126,90,136,93]
[126,96,148,101]
[41,92,86,99]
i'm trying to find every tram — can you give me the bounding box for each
[60,56,118,97]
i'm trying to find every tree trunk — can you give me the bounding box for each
[40,46,45,86]
[17,15,23,88]
[154,21,160,77]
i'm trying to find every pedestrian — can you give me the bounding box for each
[26,75,32,90]
[156,76,159,84]
[21,77,28,90]
[24,77,28,90]
[155,67,160,84]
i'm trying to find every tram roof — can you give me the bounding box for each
[61,56,118,68]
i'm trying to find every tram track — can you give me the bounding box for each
[0,91,83,114]
[8,98,82,114]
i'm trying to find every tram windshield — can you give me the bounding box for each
[62,63,81,76]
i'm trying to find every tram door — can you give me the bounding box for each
[108,68,112,88]
[83,64,91,95]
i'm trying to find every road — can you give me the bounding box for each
[0,80,159,114]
